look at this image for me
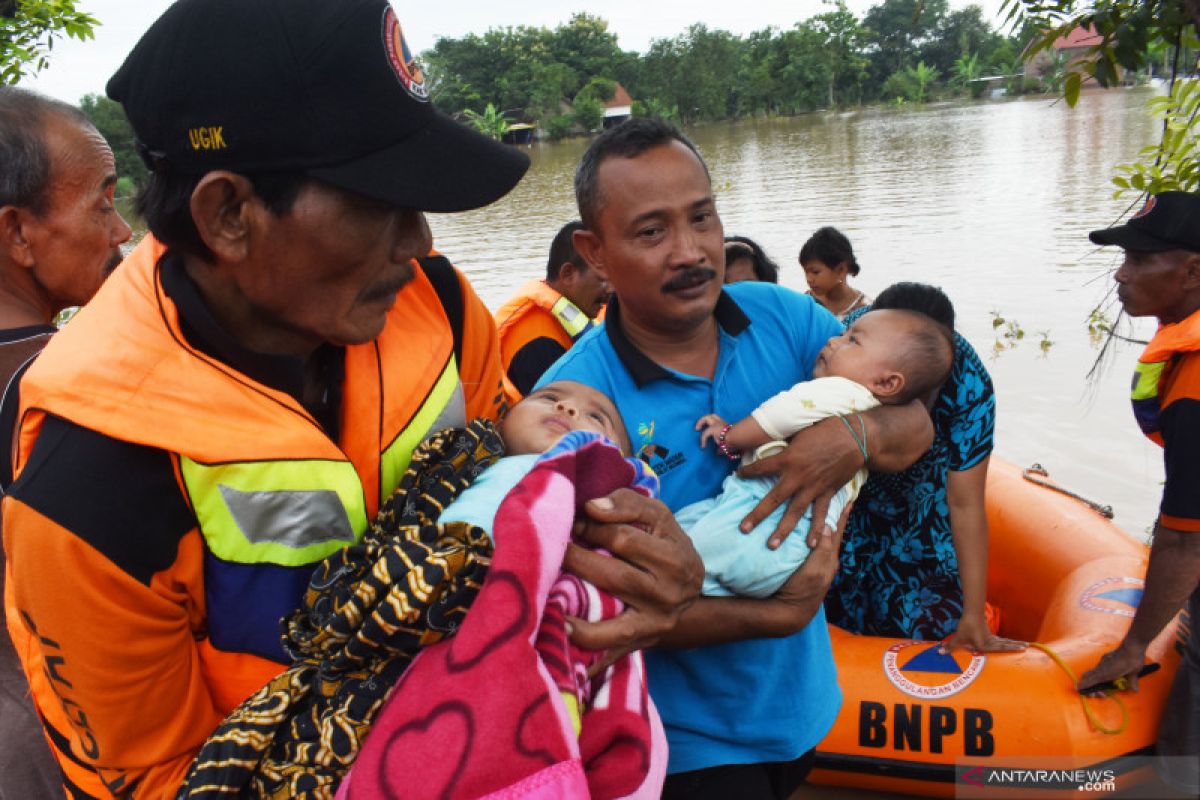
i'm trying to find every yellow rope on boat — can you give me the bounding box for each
[1029,642,1129,735]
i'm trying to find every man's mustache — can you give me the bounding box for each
[662,267,716,293]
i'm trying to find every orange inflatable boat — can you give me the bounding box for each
[808,459,1184,797]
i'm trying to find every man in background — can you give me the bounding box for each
[0,85,132,800]
[1080,191,1200,796]
[495,219,610,398]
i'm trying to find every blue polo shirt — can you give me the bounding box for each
[539,280,843,773]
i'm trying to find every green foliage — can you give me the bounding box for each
[575,76,616,105]
[633,97,679,122]
[989,310,1033,357]
[1113,78,1200,194]
[882,68,920,101]
[885,60,940,102]
[79,93,150,191]
[1003,2,1200,194]
[952,52,987,97]
[544,114,574,140]
[864,0,950,81]
[462,102,510,140]
[1002,1,1197,101]
[571,95,604,132]
[809,2,871,107]
[1088,308,1114,346]
[1,0,98,85]
[422,2,1025,129]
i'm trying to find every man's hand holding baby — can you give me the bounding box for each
[564,489,703,676]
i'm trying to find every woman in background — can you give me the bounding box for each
[724,236,779,283]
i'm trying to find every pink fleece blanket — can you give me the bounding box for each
[337,431,667,800]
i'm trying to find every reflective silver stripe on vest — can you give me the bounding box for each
[217,484,356,549]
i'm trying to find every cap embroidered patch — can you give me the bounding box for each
[382,7,428,102]
[1131,195,1157,220]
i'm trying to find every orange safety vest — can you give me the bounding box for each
[3,236,495,798]
[495,279,594,400]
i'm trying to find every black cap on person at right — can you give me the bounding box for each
[107,0,529,213]
[1089,192,1200,253]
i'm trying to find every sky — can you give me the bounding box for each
[25,0,1009,104]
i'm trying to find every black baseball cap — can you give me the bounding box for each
[107,0,529,212]
[1088,192,1200,253]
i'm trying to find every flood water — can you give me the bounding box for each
[428,88,1165,540]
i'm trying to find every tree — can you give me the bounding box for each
[921,5,1003,76]
[462,102,510,140]
[2,0,99,84]
[79,93,149,191]
[526,61,578,124]
[549,13,623,88]
[951,52,985,97]
[773,23,834,113]
[571,95,604,132]
[1003,1,1200,192]
[809,1,870,107]
[863,0,950,82]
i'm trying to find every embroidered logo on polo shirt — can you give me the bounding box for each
[635,421,685,476]
[382,7,428,101]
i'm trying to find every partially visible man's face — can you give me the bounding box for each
[561,261,611,319]
[1114,248,1198,323]
[582,141,724,334]
[24,114,132,311]
[234,181,432,354]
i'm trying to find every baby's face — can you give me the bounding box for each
[813,310,905,387]
[501,381,628,456]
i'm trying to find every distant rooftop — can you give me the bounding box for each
[605,83,634,109]
[1053,25,1103,50]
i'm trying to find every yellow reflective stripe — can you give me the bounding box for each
[1132,361,1165,401]
[180,456,369,566]
[379,356,465,503]
[550,296,591,339]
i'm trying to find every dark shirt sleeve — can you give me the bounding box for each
[1159,396,1200,530]
[507,337,568,397]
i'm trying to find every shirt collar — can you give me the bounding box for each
[604,290,751,388]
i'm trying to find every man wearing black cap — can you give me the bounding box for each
[0,1,701,796]
[1081,191,1200,795]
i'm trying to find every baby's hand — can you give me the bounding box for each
[695,413,729,449]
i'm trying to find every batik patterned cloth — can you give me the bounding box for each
[337,431,668,800]
[825,309,995,640]
[178,420,504,800]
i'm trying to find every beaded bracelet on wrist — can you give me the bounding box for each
[716,424,742,461]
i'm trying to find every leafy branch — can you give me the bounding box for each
[1,0,99,85]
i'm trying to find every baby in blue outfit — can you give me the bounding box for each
[688,309,953,597]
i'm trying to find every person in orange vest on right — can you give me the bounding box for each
[495,220,611,399]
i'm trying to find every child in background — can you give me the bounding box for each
[800,226,870,321]
[686,309,953,598]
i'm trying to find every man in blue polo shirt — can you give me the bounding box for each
[540,118,932,799]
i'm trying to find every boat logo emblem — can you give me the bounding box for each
[1079,576,1144,618]
[382,7,428,102]
[883,641,985,699]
